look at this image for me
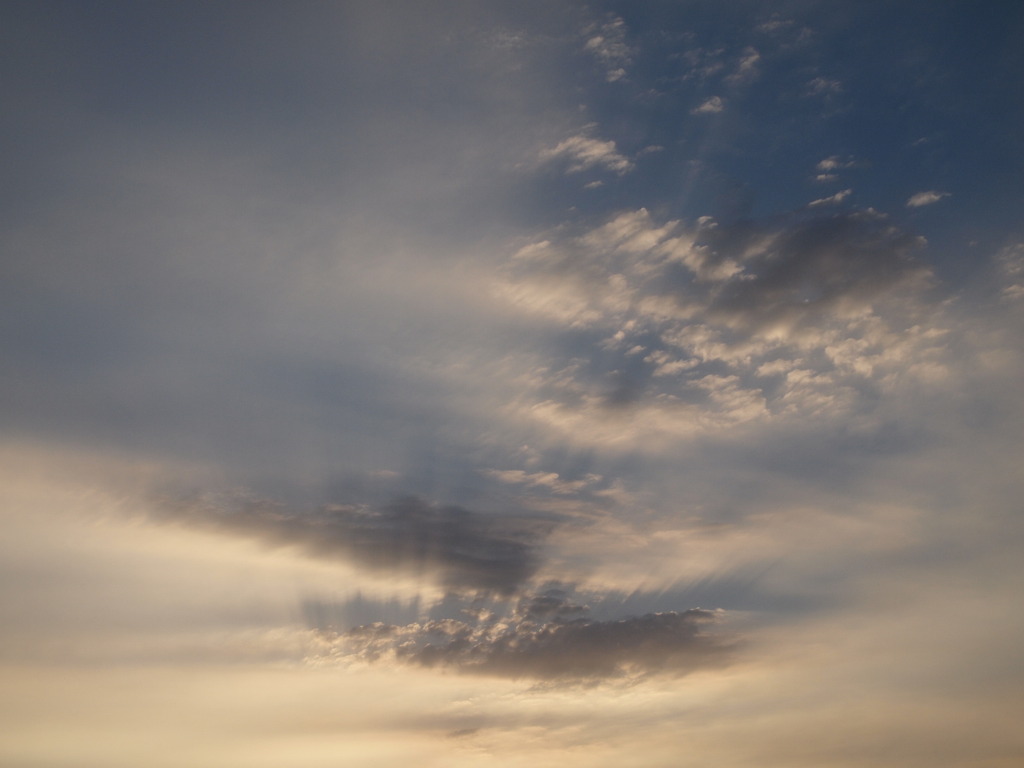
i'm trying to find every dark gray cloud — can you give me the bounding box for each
[331,588,728,680]
[159,494,552,595]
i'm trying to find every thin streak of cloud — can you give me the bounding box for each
[808,188,852,207]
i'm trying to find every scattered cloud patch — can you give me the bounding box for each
[757,17,795,34]
[692,96,725,114]
[540,133,634,175]
[817,155,857,172]
[996,243,1024,302]
[584,16,632,82]
[481,469,602,496]
[726,47,761,86]
[806,76,843,96]
[906,190,951,208]
[680,47,727,81]
[497,207,945,447]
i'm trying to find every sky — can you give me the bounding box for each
[2,1,1023,766]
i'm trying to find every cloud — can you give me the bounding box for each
[692,96,725,114]
[496,206,943,448]
[481,469,602,496]
[805,76,842,96]
[996,243,1024,302]
[325,588,728,680]
[816,155,856,172]
[158,494,553,595]
[813,157,856,184]
[540,133,634,175]
[726,47,761,86]
[906,190,951,207]
[757,17,796,35]
[583,15,632,82]
[680,47,728,82]
[808,188,852,207]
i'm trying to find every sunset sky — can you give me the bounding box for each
[2,2,1023,766]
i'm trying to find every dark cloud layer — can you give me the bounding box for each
[332,589,727,680]
[160,494,551,595]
